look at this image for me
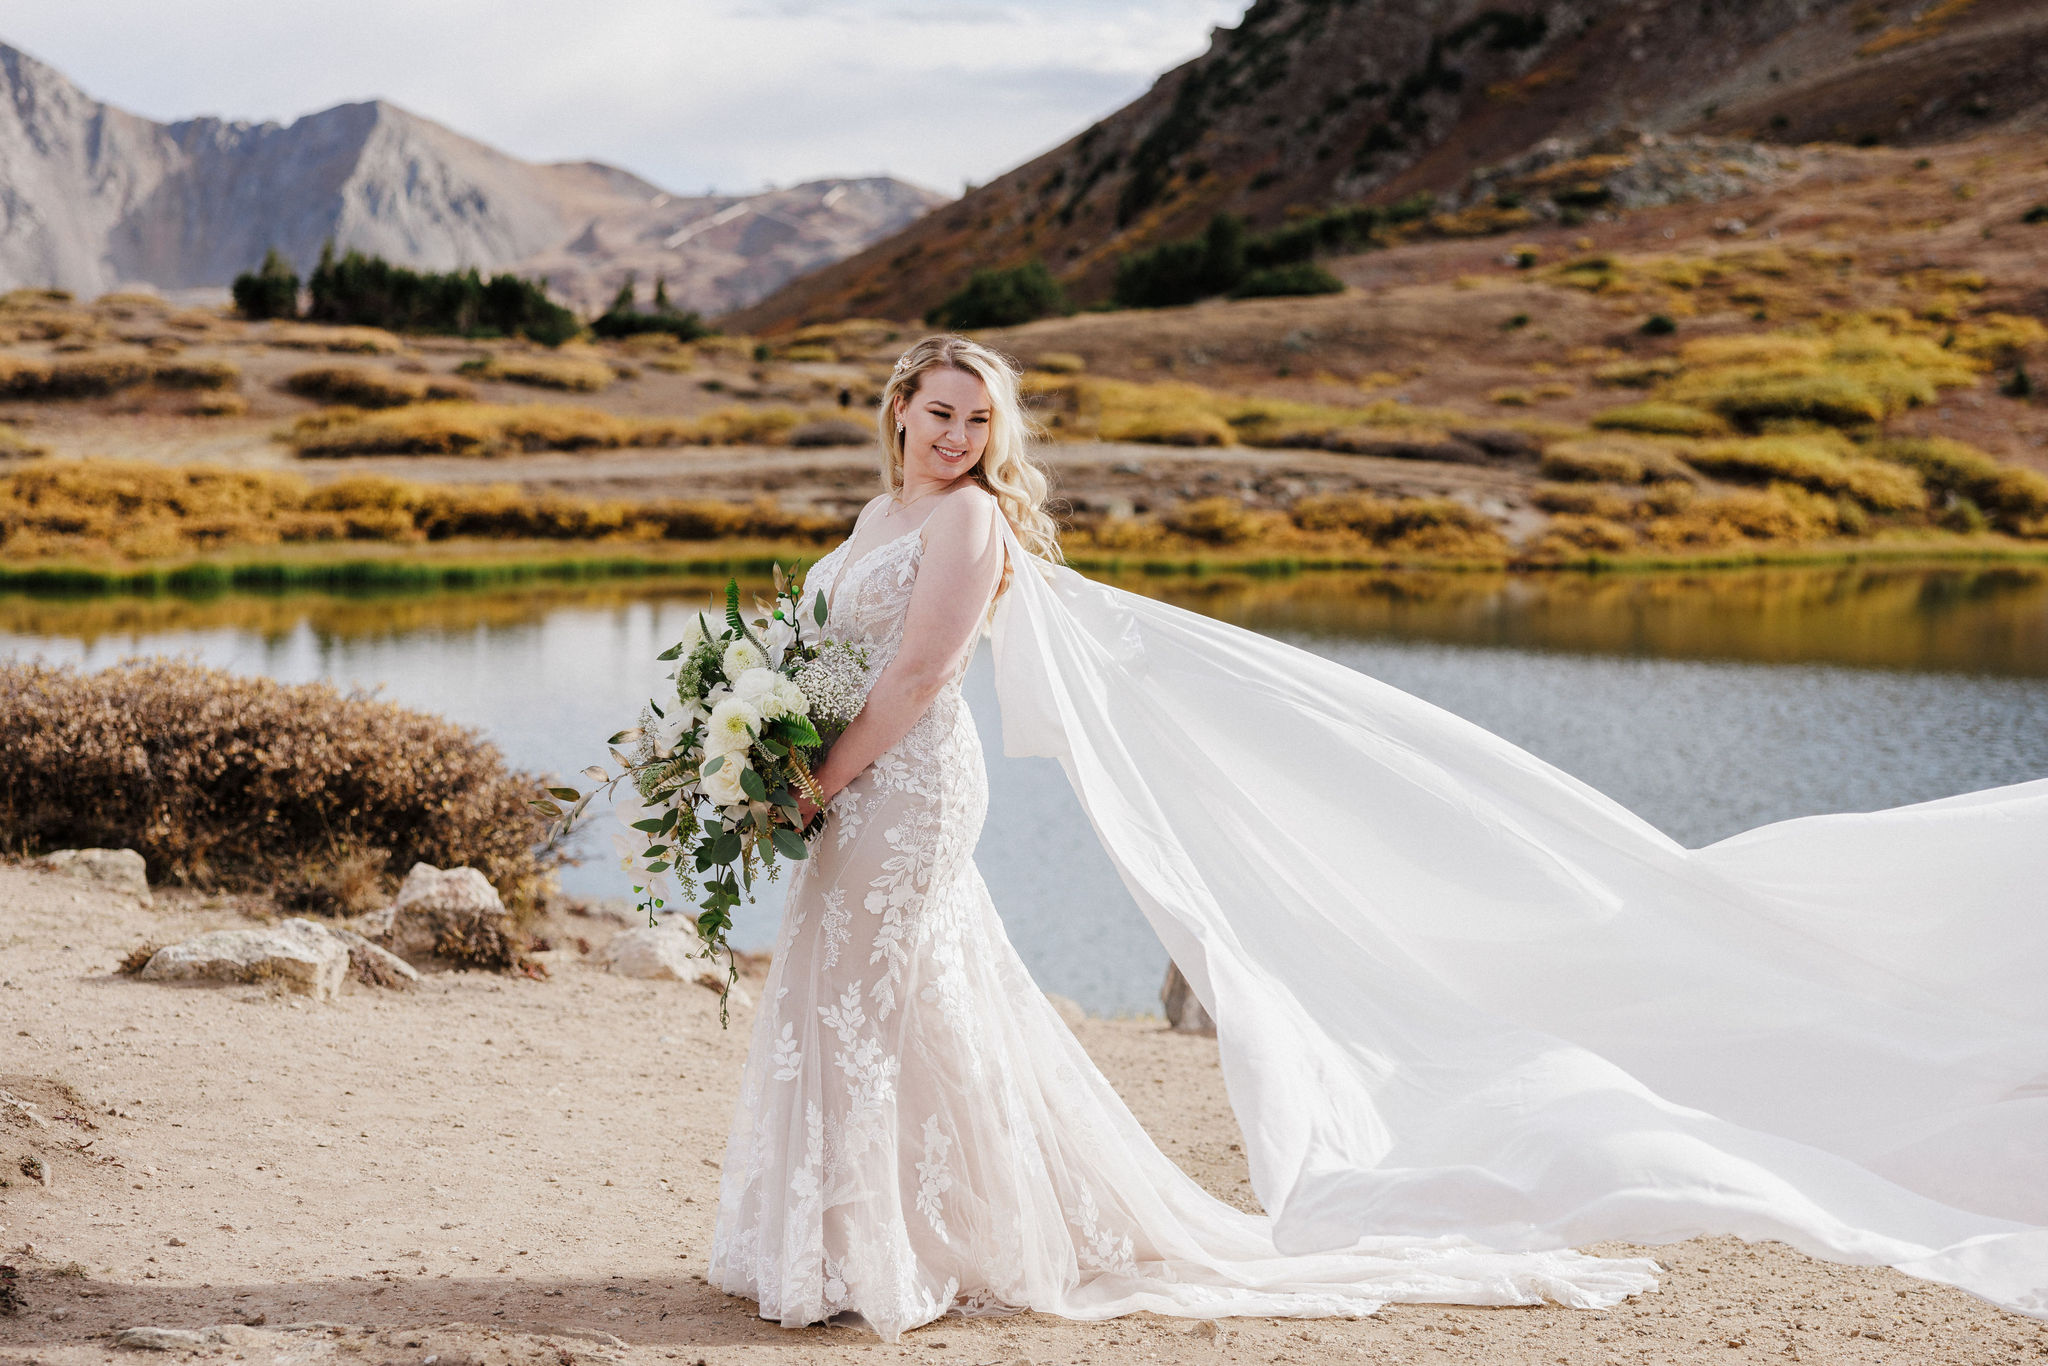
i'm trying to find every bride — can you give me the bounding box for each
[706,334,2048,1340]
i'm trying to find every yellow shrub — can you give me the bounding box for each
[1687,435,1925,510]
[1952,314,2047,364]
[1533,484,1634,519]
[1593,402,1730,437]
[457,352,615,392]
[1030,351,1087,374]
[1532,514,1638,556]
[268,324,405,354]
[284,365,473,408]
[285,401,811,457]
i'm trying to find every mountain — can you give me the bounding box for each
[724,0,2048,332]
[0,40,948,314]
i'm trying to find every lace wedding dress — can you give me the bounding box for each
[706,520,1661,1340]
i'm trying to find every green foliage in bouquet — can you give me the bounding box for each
[533,564,868,1023]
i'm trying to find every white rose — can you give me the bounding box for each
[670,612,714,663]
[701,753,751,808]
[769,675,808,720]
[705,696,763,755]
[722,637,767,679]
[732,667,781,707]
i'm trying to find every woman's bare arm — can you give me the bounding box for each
[804,488,1003,813]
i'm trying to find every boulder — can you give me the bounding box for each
[34,848,152,906]
[115,1328,212,1351]
[604,926,706,980]
[360,863,507,962]
[138,919,349,1000]
[325,926,420,988]
[1160,962,1216,1036]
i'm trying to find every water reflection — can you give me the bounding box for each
[9,562,2047,676]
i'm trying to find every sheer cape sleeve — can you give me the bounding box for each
[987,519,2048,1318]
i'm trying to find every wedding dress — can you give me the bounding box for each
[709,515,2048,1340]
[707,516,1660,1339]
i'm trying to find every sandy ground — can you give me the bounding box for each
[4,863,2045,1366]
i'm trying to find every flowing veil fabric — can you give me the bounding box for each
[986,522,2048,1318]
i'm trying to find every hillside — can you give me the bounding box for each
[724,0,2048,332]
[0,40,946,314]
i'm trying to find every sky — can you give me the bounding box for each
[4,1,1249,199]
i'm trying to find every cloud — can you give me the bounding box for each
[2,0,1244,194]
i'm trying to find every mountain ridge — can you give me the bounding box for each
[724,0,2048,332]
[0,40,947,314]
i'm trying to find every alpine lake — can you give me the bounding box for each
[7,559,2046,1016]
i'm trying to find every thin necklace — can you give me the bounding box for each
[890,484,941,512]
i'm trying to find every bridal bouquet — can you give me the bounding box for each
[532,565,867,1020]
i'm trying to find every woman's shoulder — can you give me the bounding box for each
[934,481,998,522]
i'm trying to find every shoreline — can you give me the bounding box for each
[5,533,2048,599]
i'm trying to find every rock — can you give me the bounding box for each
[694,971,754,1010]
[1045,993,1088,1029]
[603,926,707,980]
[33,848,152,906]
[1161,962,1216,1036]
[138,919,349,1001]
[325,926,419,988]
[368,864,507,962]
[115,1327,210,1351]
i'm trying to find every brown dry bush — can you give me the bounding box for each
[283,365,474,408]
[0,659,555,912]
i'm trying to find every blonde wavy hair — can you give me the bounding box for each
[879,334,1062,564]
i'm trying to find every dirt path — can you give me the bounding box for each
[3,863,2042,1365]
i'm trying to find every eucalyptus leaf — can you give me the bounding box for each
[771,827,809,861]
[631,817,667,833]
[701,754,725,775]
[814,590,829,626]
[547,786,580,801]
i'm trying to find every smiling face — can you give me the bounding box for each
[892,365,991,494]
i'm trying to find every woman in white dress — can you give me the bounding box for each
[707,336,2048,1339]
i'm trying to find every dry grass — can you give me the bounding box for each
[1592,401,1730,437]
[283,365,475,408]
[265,324,405,355]
[285,401,815,457]
[1023,373,1472,454]
[0,460,852,561]
[0,351,240,399]
[1541,437,1694,484]
[0,657,554,912]
[1685,435,1928,511]
[1868,436,2048,534]
[456,351,616,392]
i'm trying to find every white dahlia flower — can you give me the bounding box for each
[722,637,767,679]
[705,696,763,755]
